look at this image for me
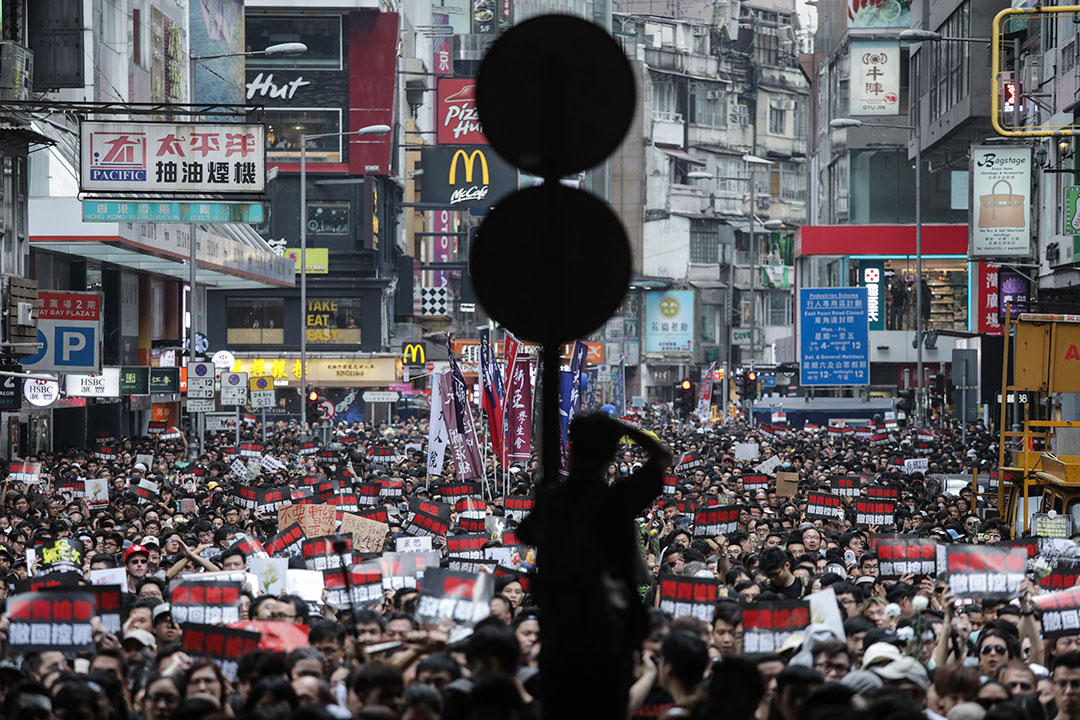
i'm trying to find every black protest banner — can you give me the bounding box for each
[440,481,481,502]
[354,507,390,523]
[264,522,306,558]
[658,574,721,623]
[996,538,1038,557]
[805,492,842,521]
[1034,588,1080,639]
[180,623,261,681]
[239,443,262,458]
[94,447,116,462]
[91,584,124,635]
[312,479,348,496]
[741,601,812,654]
[299,442,318,456]
[148,420,166,435]
[456,499,487,532]
[662,474,677,496]
[854,499,896,529]
[237,486,258,510]
[869,433,890,447]
[1038,563,1080,592]
[867,485,900,501]
[14,572,82,594]
[946,545,1026,600]
[675,452,702,472]
[503,495,534,522]
[39,538,84,575]
[830,476,861,498]
[7,591,95,654]
[405,498,451,538]
[171,581,243,625]
[323,562,384,610]
[378,478,404,499]
[8,462,41,484]
[133,479,159,504]
[256,487,292,512]
[742,475,769,493]
[693,506,740,537]
[416,568,494,626]
[357,482,381,506]
[379,552,423,591]
[447,533,488,559]
[876,537,938,580]
[56,476,85,498]
[302,535,353,571]
[855,426,871,441]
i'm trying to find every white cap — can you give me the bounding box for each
[861,641,901,669]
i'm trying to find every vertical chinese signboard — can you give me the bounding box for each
[850,40,900,116]
[79,122,266,194]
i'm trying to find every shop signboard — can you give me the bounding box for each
[120,367,149,395]
[22,292,103,374]
[859,260,885,331]
[64,367,121,398]
[419,146,518,209]
[970,145,1032,258]
[850,40,900,116]
[79,121,266,195]
[645,291,694,354]
[82,201,264,223]
[799,288,870,386]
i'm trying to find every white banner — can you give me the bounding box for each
[80,121,266,194]
[970,145,1032,258]
[850,40,900,116]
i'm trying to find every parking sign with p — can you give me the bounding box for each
[22,292,103,374]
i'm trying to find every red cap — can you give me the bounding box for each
[123,544,150,563]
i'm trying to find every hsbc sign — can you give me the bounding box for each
[436,78,488,145]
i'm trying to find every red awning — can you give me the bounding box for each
[655,144,706,165]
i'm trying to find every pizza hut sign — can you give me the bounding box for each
[437,78,487,146]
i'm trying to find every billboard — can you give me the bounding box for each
[848,0,910,28]
[190,0,244,105]
[645,291,694,354]
[436,78,487,145]
[419,146,518,209]
[970,145,1032,258]
[799,288,869,386]
[80,122,266,194]
[850,40,900,116]
[23,292,103,374]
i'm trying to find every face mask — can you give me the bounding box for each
[620,465,629,474]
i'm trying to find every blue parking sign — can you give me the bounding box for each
[799,288,870,386]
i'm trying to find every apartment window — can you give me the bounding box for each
[795,98,809,139]
[689,82,727,126]
[769,107,786,135]
[692,26,708,55]
[226,298,285,344]
[715,155,747,193]
[689,219,720,263]
[767,290,792,326]
[1064,40,1077,74]
[247,15,343,69]
[773,161,807,202]
[930,1,969,119]
[651,78,677,117]
[699,303,720,344]
[265,109,342,162]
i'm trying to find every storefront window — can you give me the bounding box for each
[246,16,342,70]
[866,259,968,332]
[226,298,285,344]
[265,109,342,163]
[306,298,362,344]
[307,201,350,235]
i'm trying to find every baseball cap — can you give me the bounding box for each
[861,641,902,669]
[152,603,172,624]
[123,544,150,563]
[873,656,929,690]
[140,536,160,548]
[841,669,884,695]
[122,629,157,650]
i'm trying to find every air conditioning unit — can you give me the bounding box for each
[692,26,709,36]
[706,90,724,100]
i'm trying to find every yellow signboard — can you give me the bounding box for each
[285,248,329,274]
[230,356,399,386]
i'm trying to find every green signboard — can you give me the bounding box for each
[150,368,179,394]
[82,201,264,224]
[120,366,149,395]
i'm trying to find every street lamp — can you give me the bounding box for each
[298,124,392,435]
[743,154,773,387]
[830,116,924,427]
[898,28,991,44]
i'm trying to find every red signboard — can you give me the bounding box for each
[437,78,488,145]
[347,13,398,175]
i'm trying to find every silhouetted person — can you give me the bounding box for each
[519,412,673,720]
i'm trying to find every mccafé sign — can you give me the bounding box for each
[419,145,518,209]
[401,343,426,364]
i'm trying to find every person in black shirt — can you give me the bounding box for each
[760,547,806,599]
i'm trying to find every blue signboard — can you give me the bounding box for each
[645,290,694,353]
[82,201,264,224]
[799,287,870,386]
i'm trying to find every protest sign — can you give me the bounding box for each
[397,536,433,554]
[301,535,352,571]
[1034,588,1080,639]
[133,479,159,504]
[171,580,243,625]
[14,572,81,594]
[256,487,292,513]
[180,623,261,681]
[875,537,938,580]
[40,538,84,575]
[807,587,846,642]
[85,478,109,509]
[415,569,494,626]
[662,474,677,495]
[734,443,759,461]
[675,452,703,472]
[439,481,481,502]
[456,498,487,532]
[946,545,1026,600]
[89,567,127,587]
[357,483,381,506]
[867,485,900,501]
[354,507,390,524]
[830,476,861,498]
[404,498,451,538]
[693,506,740,537]
[91,584,123,634]
[503,496,535,522]
[379,552,423,590]
[1038,561,1080,592]
[236,487,258,510]
[1034,514,1073,538]
[854,499,896,529]
[776,472,799,499]
[265,522,306,558]
[742,474,769,493]
[339,513,387,553]
[56,476,84,498]
[278,504,337,537]
[753,456,782,476]
[805,492,842,521]
[323,562,384,610]
[284,569,324,603]
[378,478,405,499]
[742,601,811,654]
[658,574,721,623]
[447,534,488,560]
[320,492,360,513]
[6,591,96,654]
[249,557,287,596]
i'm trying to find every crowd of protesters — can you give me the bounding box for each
[0,401,1073,720]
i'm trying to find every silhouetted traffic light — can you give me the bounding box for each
[742,371,758,402]
[897,388,915,422]
[306,388,321,422]
[674,379,695,416]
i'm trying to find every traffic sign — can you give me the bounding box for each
[221,371,248,406]
[186,362,216,399]
[205,413,240,431]
[23,291,103,374]
[249,375,275,409]
[362,391,400,403]
[187,397,215,413]
[317,399,335,420]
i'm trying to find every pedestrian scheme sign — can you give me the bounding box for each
[798,287,870,386]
